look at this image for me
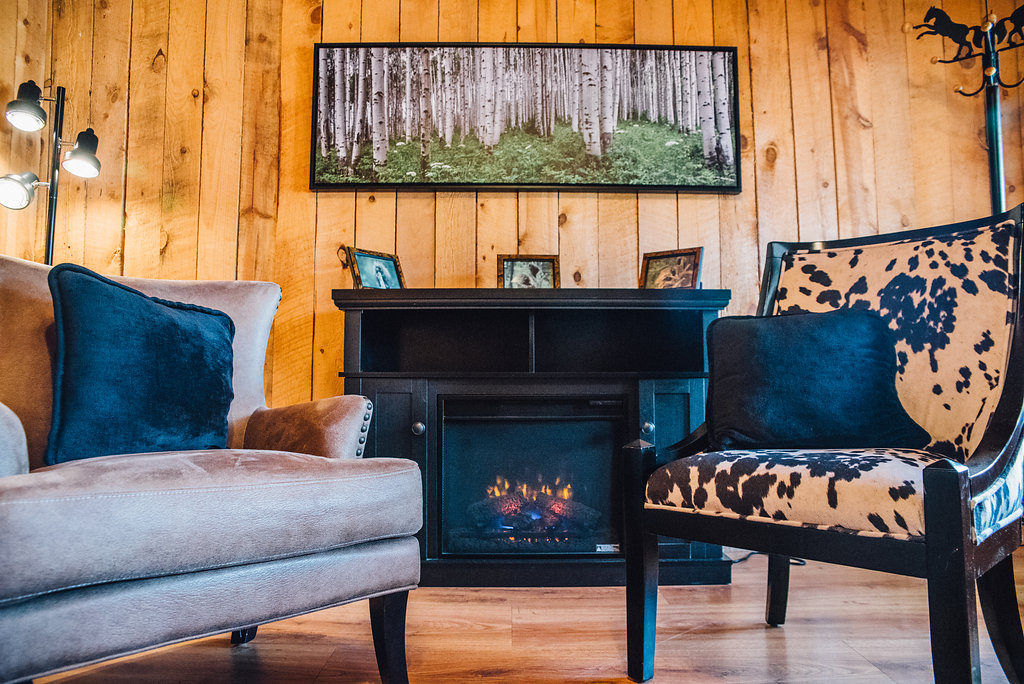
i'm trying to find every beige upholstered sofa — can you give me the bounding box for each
[0,255,422,683]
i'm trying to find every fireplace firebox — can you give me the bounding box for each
[333,288,733,586]
[440,396,625,558]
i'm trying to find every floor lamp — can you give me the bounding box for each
[915,7,1024,215]
[0,80,101,265]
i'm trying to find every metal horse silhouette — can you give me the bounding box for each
[915,4,1024,94]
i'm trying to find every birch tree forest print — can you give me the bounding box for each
[311,44,739,190]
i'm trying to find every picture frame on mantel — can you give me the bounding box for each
[640,247,703,289]
[310,43,741,193]
[343,246,406,289]
[497,254,560,288]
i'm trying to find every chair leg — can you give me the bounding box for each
[924,460,981,683]
[369,590,410,684]
[626,530,660,683]
[765,554,790,627]
[978,554,1024,683]
[230,626,258,644]
[623,440,660,682]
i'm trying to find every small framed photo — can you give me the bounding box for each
[640,247,703,289]
[344,246,406,289]
[497,254,560,289]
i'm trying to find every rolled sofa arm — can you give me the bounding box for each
[0,401,29,476]
[242,395,374,459]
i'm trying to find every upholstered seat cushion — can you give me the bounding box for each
[0,450,422,604]
[645,448,945,539]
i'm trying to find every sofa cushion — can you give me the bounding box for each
[0,449,422,604]
[46,264,235,465]
[706,309,931,452]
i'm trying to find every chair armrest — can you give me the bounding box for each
[0,401,29,476]
[242,395,374,459]
[661,422,710,464]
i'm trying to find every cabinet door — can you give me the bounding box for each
[349,379,428,466]
[637,378,707,450]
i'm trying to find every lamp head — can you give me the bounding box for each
[5,81,47,132]
[62,128,101,178]
[0,172,40,210]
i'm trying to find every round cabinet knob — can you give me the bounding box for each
[411,421,426,436]
[641,422,655,435]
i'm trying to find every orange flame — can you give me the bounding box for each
[486,474,573,501]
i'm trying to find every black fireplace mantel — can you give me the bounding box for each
[333,287,732,586]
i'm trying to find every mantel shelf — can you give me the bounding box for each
[333,287,731,311]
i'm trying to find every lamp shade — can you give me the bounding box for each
[62,128,101,179]
[5,81,46,132]
[0,172,40,210]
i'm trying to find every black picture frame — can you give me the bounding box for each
[311,42,741,193]
[497,254,561,288]
[640,247,703,289]
[344,246,406,289]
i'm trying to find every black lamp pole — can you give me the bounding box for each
[43,86,64,266]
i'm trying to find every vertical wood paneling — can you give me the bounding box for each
[435,192,477,286]
[197,0,246,280]
[865,2,914,234]
[396,191,436,286]
[49,0,92,267]
[946,1,990,221]
[597,0,634,43]
[312,192,355,400]
[991,0,1024,209]
[269,0,321,406]
[905,0,955,227]
[0,2,17,256]
[518,0,557,42]
[786,0,839,242]
[159,0,207,279]
[7,0,49,262]
[747,0,798,257]
[312,0,362,402]
[85,0,130,275]
[714,0,760,315]
[671,0,718,290]
[400,0,439,41]
[517,192,559,253]
[827,0,878,238]
[356,0,399,278]
[123,0,170,277]
[236,0,280,286]
[673,0,714,44]
[557,194,599,287]
[476,193,518,286]
[597,194,638,286]
[5,0,1024,398]
[479,0,516,41]
[440,0,478,39]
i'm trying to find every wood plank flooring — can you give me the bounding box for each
[40,550,1020,683]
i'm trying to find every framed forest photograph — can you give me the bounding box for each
[310,43,740,193]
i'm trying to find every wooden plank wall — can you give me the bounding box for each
[1,0,1020,407]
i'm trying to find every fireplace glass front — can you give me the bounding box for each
[439,396,626,557]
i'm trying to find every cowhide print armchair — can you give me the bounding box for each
[623,206,1024,683]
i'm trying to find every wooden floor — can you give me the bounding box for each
[40,550,1021,683]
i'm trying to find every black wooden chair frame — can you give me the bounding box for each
[623,206,1024,683]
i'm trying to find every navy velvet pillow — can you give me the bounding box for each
[45,263,235,465]
[706,309,930,452]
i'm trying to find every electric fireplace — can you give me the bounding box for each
[333,288,735,586]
